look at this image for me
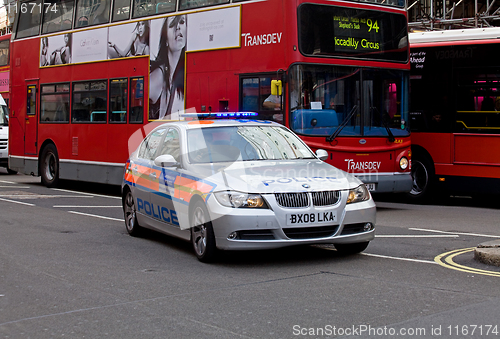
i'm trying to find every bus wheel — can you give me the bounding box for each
[334,241,369,255]
[40,144,60,188]
[190,200,217,263]
[407,156,434,201]
[123,188,144,237]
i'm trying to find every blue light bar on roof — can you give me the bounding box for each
[182,112,258,119]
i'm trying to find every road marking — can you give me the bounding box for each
[0,197,36,206]
[52,188,121,199]
[54,205,121,208]
[376,235,458,238]
[410,227,500,239]
[68,211,123,222]
[361,253,437,264]
[0,186,31,188]
[0,180,15,184]
[0,194,90,199]
[435,248,500,277]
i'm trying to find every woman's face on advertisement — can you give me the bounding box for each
[166,15,186,52]
[138,21,146,37]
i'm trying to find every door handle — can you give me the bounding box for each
[149,172,157,179]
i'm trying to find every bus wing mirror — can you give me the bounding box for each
[316,149,328,161]
[271,80,282,96]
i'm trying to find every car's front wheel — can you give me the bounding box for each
[334,241,369,255]
[190,200,217,263]
[123,189,143,237]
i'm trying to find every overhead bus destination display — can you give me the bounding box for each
[299,4,408,62]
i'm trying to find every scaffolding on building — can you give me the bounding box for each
[408,0,500,31]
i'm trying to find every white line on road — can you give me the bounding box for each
[376,235,459,238]
[54,205,121,208]
[52,188,121,199]
[410,227,500,239]
[0,186,31,188]
[361,253,438,264]
[68,211,123,222]
[0,180,15,184]
[0,198,35,206]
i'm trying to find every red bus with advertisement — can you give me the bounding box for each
[409,28,500,200]
[9,0,411,191]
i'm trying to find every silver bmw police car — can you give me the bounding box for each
[122,119,376,262]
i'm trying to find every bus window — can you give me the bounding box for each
[109,79,128,123]
[240,76,283,123]
[0,39,9,66]
[42,0,75,34]
[130,77,144,123]
[72,80,108,123]
[16,0,43,39]
[112,0,131,22]
[75,0,110,27]
[179,0,229,11]
[132,0,175,18]
[41,83,70,123]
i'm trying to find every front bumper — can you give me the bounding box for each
[207,192,376,251]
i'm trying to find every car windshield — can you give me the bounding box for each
[186,125,316,163]
[0,105,8,126]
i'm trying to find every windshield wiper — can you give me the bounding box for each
[326,105,358,142]
[381,113,396,142]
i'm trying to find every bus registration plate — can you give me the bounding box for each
[365,183,376,191]
[286,211,337,226]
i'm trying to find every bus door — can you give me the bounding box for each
[24,83,38,155]
[239,74,284,124]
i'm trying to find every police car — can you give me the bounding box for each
[122,119,376,262]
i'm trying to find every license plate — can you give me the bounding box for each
[286,211,337,226]
[365,183,376,191]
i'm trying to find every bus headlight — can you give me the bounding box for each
[214,191,268,208]
[399,156,409,170]
[346,185,370,204]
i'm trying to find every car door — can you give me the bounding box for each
[132,127,168,224]
[150,127,183,230]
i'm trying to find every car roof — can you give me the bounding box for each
[155,119,283,131]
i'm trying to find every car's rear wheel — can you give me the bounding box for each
[40,144,59,188]
[190,200,217,263]
[334,241,369,255]
[123,189,143,237]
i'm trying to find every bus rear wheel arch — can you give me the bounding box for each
[40,143,60,188]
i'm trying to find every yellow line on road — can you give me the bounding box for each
[435,248,500,277]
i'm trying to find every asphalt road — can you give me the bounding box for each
[1,169,500,338]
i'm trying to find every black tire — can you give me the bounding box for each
[123,189,144,237]
[406,154,435,202]
[40,144,60,188]
[7,168,17,175]
[334,241,369,255]
[190,200,217,263]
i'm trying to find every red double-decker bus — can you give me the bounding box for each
[9,0,411,191]
[409,28,500,200]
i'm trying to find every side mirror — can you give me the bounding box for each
[316,149,328,161]
[154,154,178,167]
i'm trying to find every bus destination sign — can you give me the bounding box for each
[333,15,381,53]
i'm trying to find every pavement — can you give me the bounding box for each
[474,240,500,267]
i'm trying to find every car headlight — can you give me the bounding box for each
[214,191,268,208]
[346,185,370,204]
[399,156,409,170]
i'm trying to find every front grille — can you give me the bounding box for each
[275,191,341,208]
[0,138,7,150]
[283,226,339,239]
[275,192,309,208]
[312,191,341,206]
